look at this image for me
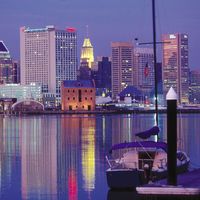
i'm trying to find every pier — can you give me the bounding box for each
[136,88,200,198]
[136,168,200,197]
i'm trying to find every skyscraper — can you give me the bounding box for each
[189,70,200,104]
[111,42,134,99]
[91,56,111,96]
[96,57,111,89]
[0,41,17,84]
[133,47,154,93]
[162,33,189,104]
[80,37,94,69]
[12,60,20,84]
[20,26,78,103]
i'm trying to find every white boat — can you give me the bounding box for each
[106,139,190,189]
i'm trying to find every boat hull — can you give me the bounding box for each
[106,168,144,190]
[106,161,190,190]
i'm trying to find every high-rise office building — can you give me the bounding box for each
[12,60,20,83]
[78,64,92,81]
[162,33,189,104]
[92,56,111,96]
[97,57,111,89]
[189,70,200,104]
[0,41,17,84]
[156,62,163,94]
[111,42,134,99]
[20,26,78,104]
[133,47,154,93]
[80,37,94,69]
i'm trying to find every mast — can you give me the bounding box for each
[152,0,158,126]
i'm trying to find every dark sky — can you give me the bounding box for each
[1,0,200,69]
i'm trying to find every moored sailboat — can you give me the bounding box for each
[106,127,190,189]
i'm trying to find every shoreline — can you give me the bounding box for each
[2,108,200,115]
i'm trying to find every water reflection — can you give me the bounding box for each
[0,116,21,200]
[58,115,96,199]
[21,116,57,200]
[58,116,80,200]
[0,114,199,200]
[81,118,96,193]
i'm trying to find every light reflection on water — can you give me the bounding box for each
[0,114,199,200]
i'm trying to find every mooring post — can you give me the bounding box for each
[166,87,177,186]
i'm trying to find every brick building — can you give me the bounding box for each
[61,80,96,111]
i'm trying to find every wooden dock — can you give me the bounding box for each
[136,168,200,196]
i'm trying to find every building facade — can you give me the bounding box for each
[162,33,189,104]
[78,63,92,81]
[0,83,42,101]
[133,47,154,93]
[61,80,96,111]
[12,61,20,83]
[20,26,78,105]
[92,56,111,97]
[42,93,57,109]
[189,70,200,104]
[0,41,18,84]
[111,42,134,99]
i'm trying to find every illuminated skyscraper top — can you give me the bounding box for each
[80,28,94,69]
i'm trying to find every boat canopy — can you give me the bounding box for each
[135,126,159,139]
[109,141,167,154]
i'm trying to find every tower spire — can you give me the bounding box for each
[81,25,94,68]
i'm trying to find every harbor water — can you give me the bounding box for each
[0,113,199,200]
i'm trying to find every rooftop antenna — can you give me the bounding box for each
[86,25,89,38]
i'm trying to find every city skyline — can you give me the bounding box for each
[1,0,200,69]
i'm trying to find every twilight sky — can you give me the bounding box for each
[1,0,200,69]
